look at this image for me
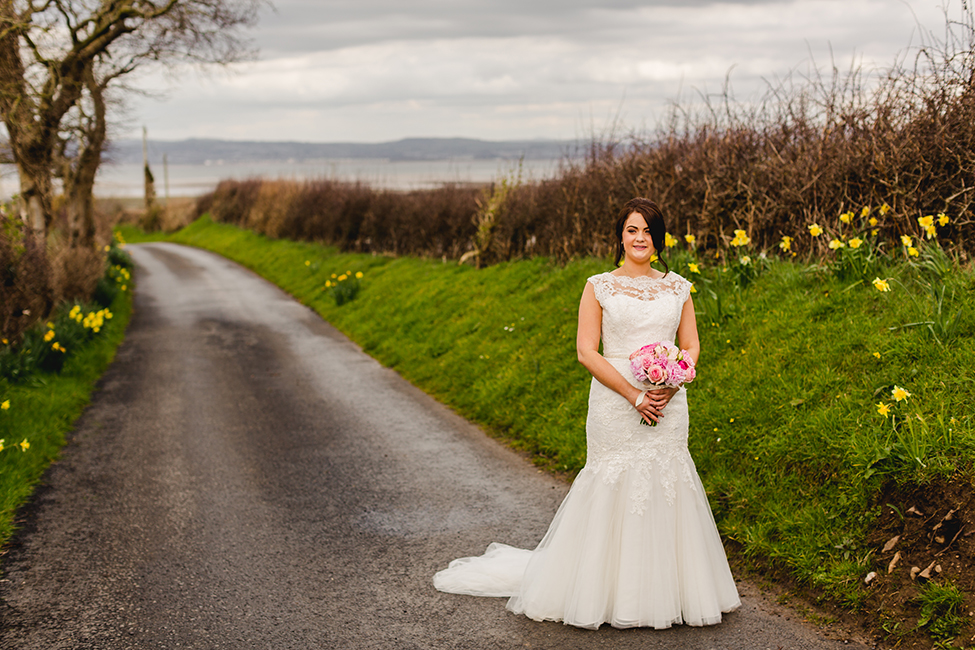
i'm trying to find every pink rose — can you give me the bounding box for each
[646,362,667,385]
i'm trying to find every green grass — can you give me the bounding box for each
[118,217,975,616]
[0,286,133,547]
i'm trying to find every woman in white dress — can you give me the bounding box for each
[434,197,740,629]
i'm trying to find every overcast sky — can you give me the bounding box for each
[127,0,953,143]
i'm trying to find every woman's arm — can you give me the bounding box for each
[577,282,665,422]
[640,294,700,416]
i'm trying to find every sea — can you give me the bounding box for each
[0,157,567,200]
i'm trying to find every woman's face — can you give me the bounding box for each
[621,211,654,263]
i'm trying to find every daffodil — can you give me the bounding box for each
[839,211,854,224]
[1,399,9,410]
[730,229,750,247]
[684,234,696,245]
[19,439,28,452]
[872,277,891,292]
[665,233,678,248]
[901,235,913,247]
[891,386,911,401]
[690,284,697,293]
[325,280,332,288]
[937,212,949,226]
[44,330,55,342]
[779,236,793,251]
[0,440,4,452]
[740,256,751,265]
[828,239,845,250]
[688,263,700,274]
[861,206,871,217]
[355,271,363,279]
[879,203,891,215]
[304,260,311,266]
[808,223,823,237]
[925,225,937,239]
[873,352,881,359]
[870,228,879,236]
[868,216,878,227]
[877,402,890,418]
[918,215,934,228]
[338,274,347,282]
[848,238,863,249]
[908,246,919,257]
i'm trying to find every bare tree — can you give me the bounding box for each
[0,0,263,239]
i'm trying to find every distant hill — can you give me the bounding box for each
[106,137,580,165]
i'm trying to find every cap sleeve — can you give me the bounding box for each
[586,273,613,307]
[676,274,693,305]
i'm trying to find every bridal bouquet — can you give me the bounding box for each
[629,342,696,426]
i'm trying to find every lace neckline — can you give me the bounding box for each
[606,272,669,284]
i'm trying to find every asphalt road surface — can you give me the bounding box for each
[0,243,869,649]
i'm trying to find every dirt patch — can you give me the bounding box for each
[862,477,975,648]
[727,476,975,649]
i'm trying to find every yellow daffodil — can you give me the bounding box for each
[918,215,934,228]
[828,239,845,250]
[873,352,881,359]
[331,273,337,279]
[937,212,949,226]
[908,246,919,257]
[650,253,659,263]
[1,339,7,345]
[730,229,750,247]
[861,206,871,217]
[870,228,879,236]
[690,284,697,293]
[338,274,347,281]
[665,233,678,248]
[1,399,9,410]
[0,440,3,451]
[740,256,751,265]
[325,281,332,288]
[304,260,311,266]
[688,263,700,274]
[19,439,28,452]
[901,235,913,247]
[872,277,891,292]
[848,238,863,249]
[44,330,55,342]
[924,224,936,239]
[879,203,891,215]
[877,402,890,417]
[808,223,823,237]
[839,211,854,224]
[891,386,911,401]
[868,216,878,227]
[779,236,793,251]
[355,271,363,279]
[52,342,65,353]
[684,234,696,245]
[104,245,111,252]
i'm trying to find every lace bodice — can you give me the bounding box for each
[587,272,692,358]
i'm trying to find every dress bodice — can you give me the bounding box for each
[587,272,692,358]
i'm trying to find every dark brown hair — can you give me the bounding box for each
[613,197,669,274]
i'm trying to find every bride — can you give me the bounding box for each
[434,197,740,629]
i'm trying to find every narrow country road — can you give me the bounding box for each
[1,242,868,649]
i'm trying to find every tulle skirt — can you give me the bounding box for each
[434,371,740,629]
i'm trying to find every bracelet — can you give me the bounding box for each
[633,390,647,409]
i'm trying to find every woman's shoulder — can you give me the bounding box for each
[586,271,616,285]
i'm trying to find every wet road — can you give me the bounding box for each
[0,242,868,649]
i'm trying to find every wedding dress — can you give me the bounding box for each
[434,271,740,629]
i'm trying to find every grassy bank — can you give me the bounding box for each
[0,285,133,548]
[120,216,975,645]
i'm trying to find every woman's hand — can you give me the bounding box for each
[635,387,679,424]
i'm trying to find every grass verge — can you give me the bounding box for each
[119,217,975,647]
[0,286,133,550]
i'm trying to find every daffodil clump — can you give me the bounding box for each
[323,270,365,306]
[1,238,131,381]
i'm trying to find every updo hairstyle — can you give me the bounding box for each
[613,197,669,275]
